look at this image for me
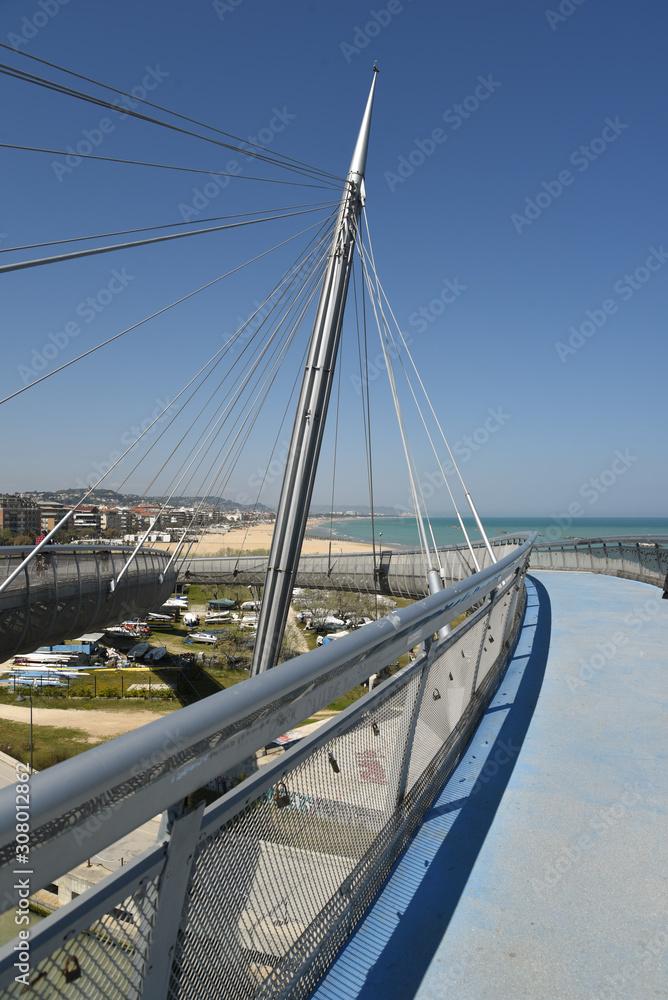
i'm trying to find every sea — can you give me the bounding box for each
[307,516,668,549]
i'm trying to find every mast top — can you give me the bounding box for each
[348,69,378,183]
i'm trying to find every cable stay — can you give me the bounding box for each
[0,211,338,407]
[351,259,379,616]
[0,216,335,588]
[0,60,343,188]
[0,42,345,184]
[0,144,338,193]
[115,217,336,498]
[159,257,326,575]
[357,245,434,576]
[360,210,496,567]
[0,203,333,274]
[0,201,338,255]
[109,229,334,586]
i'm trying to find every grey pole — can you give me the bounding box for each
[250,70,379,675]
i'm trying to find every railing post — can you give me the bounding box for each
[469,595,496,699]
[138,799,205,1000]
[395,638,434,807]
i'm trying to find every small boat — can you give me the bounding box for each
[13,652,80,667]
[104,624,150,639]
[186,631,219,645]
[148,620,174,631]
[145,646,167,663]
[127,642,151,661]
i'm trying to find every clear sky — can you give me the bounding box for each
[0,0,665,517]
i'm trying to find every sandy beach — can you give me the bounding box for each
[159,519,378,557]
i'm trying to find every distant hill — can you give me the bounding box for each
[30,489,273,513]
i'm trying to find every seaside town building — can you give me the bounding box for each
[0,494,42,535]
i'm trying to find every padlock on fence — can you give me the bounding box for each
[274,782,290,808]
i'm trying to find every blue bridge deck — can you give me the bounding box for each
[311,571,668,1000]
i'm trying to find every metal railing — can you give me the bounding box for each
[529,537,668,588]
[176,535,529,598]
[0,537,533,999]
[0,546,176,660]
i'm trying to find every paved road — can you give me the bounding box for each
[0,753,24,791]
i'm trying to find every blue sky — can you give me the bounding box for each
[0,0,665,517]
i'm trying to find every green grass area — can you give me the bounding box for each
[183,582,254,607]
[0,687,177,713]
[1,718,104,770]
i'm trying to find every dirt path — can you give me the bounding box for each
[287,607,310,653]
[0,704,169,738]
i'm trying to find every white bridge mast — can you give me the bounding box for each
[250,70,378,675]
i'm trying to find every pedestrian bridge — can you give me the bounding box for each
[2,535,664,660]
[0,537,666,999]
[176,534,668,595]
[0,545,176,661]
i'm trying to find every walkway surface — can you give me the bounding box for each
[311,571,668,1000]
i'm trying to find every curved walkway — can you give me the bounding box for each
[311,572,668,1000]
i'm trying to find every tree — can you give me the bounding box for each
[292,589,336,631]
[279,622,303,663]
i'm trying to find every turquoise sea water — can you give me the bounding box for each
[308,516,668,549]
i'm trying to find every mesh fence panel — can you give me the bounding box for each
[2,876,160,1000]
[168,677,420,1000]
[403,610,487,797]
[475,592,513,692]
[167,578,526,1000]
[0,566,529,1000]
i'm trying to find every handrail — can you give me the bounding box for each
[0,536,534,902]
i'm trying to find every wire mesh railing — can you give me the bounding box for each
[0,546,176,660]
[0,538,532,1000]
[530,537,668,588]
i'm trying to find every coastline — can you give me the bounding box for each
[158,519,382,557]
